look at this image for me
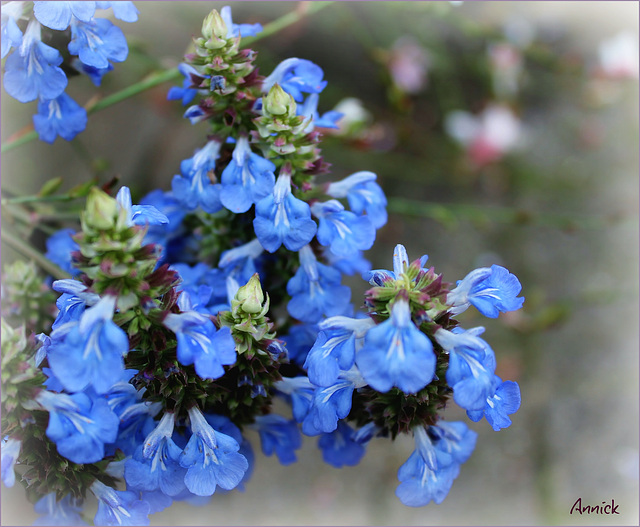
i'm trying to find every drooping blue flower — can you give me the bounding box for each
[273,376,315,423]
[33,1,96,31]
[286,245,351,324]
[3,20,67,103]
[167,63,203,106]
[466,376,521,431]
[50,279,99,330]
[326,171,388,229]
[32,93,88,143]
[395,452,459,507]
[1,2,24,59]
[311,199,376,258]
[220,136,276,213]
[90,480,151,526]
[124,412,188,497]
[1,437,21,488]
[252,414,302,466]
[68,17,128,69]
[47,295,129,394]
[352,422,381,445]
[179,407,249,496]
[115,186,169,227]
[280,323,318,365]
[33,493,87,526]
[317,421,366,468]
[302,368,367,436]
[112,400,159,457]
[323,247,372,277]
[447,264,524,318]
[45,228,80,276]
[430,421,477,466]
[171,140,223,214]
[220,5,262,38]
[164,310,236,380]
[305,315,375,387]
[253,172,317,253]
[70,57,114,86]
[434,327,497,412]
[95,1,139,22]
[356,298,436,394]
[36,391,119,464]
[262,58,327,102]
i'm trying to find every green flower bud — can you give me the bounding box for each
[201,9,228,49]
[83,187,119,231]
[264,84,295,117]
[236,274,265,314]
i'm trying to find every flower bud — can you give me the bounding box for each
[83,187,118,231]
[236,274,265,314]
[263,84,295,116]
[201,9,228,49]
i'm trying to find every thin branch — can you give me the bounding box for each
[1,229,70,279]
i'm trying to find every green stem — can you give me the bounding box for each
[1,2,335,154]
[1,194,78,205]
[1,229,70,279]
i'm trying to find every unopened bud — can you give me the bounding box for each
[201,9,228,49]
[83,187,118,231]
[236,274,264,314]
[264,84,294,116]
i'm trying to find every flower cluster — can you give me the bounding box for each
[1,6,525,524]
[1,1,138,143]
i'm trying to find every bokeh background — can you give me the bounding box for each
[1,1,638,525]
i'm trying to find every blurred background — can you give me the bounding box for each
[1,1,638,525]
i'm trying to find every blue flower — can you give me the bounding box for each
[263,58,327,102]
[311,200,376,258]
[167,63,203,106]
[70,57,114,86]
[164,311,236,380]
[298,93,343,133]
[252,414,302,465]
[434,327,497,411]
[302,369,366,436]
[286,245,351,324]
[179,407,249,496]
[274,376,315,423]
[36,391,119,464]
[318,421,365,468]
[96,1,139,22]
[396,452,459,507]
[220,6,262,38]
[430,421,477,466]
[1,437,21,488]
[280,323,318,365]
[171,140,223,214]
[326,171,388,229]
[466,376,521,431]
[1,2,23,59]
[220,136,276,213]
[323,247,372,277]
[3,20,67,103]
[363,243,422,286]
[90,480,151,526]
[447,264,524,318]
[45,228,80,276]
[33,1,96,31]
[33,493,87,526]
[356,298,436,394]
[50,279,99,330]
[47,295,129,394]
[253,172,317,253]
[68,17,128,69]
[116,186,169,227]
[124,412,189,497]
[33,93,88,143]
[305,316,374,387]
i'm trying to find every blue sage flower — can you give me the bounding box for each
[68,17,128,69]
[447,264,524,318]
[220,136,276,213]
[164,310,236,380]
[326,171,388,229]
[466,376,521,431]
[172,140,223,214]
[253,172,317,253]
[33,93,88,143]
[178,407,249,496]
[311,199,376,258]
[95,1,139,22]
[318,421,365,468]
[1,437,21,488]
[3,20,67,103]
[116,186,169,227]
[167,63,203,106]
[251,414,302,466]
[47,295,129,394]
[36,391,119,464]
[45,228,80,275]
[90,480,151,526]
[262,58,327,102]
[220,5,262,38]
[1,2,24,59]
[273,376,315,423]
[33,1,96,31]
[299,92,343,133]
[286,245,351,324]
[33,493,87,526]
[356,298,436,394]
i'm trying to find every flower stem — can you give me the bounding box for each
[1,228,70,279]
[0,2,335,154]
